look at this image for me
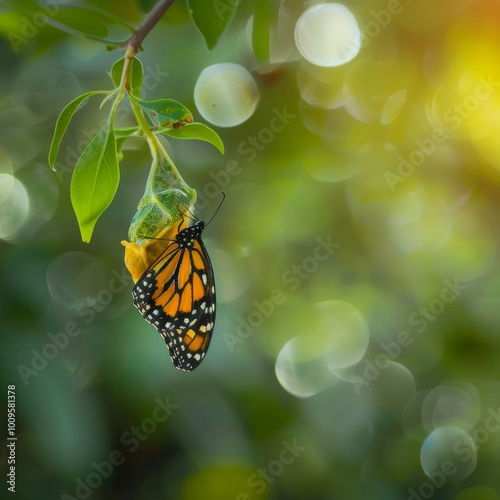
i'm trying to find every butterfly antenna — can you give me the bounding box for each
[206,192,225,226]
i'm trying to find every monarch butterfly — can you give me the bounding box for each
[131,200,222,371]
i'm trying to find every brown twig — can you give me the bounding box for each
[124,0,176,52]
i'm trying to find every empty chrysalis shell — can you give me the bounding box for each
[122,222,180,282]
[122,144,196,282]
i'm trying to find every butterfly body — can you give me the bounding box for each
[132,219,215,371]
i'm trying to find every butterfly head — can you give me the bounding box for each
[175,220,205,249]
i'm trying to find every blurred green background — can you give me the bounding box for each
[1,1,500,499]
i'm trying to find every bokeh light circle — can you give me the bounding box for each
[47,252,110,308]
[0,172,14,203]
[0,175,30,240]
[297,63,347,110]
[371,362,416,415]
[194,63,260,127]
[315,300,370,369]
[421,382,481,432]
[420,426,476,482]
[275,335,337,398]
[294,3,361,67]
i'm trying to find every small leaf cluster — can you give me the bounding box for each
[49,56,223,243]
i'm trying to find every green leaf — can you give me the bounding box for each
[187,0,238,50]
[129,95,193,129]
[70,120,119,243]
[48,90,116,170]
[111,57,143,97]
[53,7,109,38]
[159,123,225,154]
[3,1,134,47]
[110,58,124,88]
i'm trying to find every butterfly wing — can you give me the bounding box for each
[132,234,216,371]
[165,237,216,371]
[131,240,180,309]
